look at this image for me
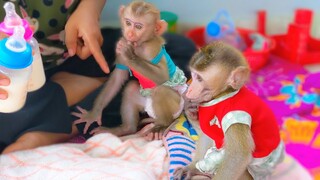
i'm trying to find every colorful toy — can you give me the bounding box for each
[269,9,320,65]
[186,27,274,71]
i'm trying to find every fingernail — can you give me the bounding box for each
[68,49,75,56]
[103,65,110,74]
[0,78,10,85]
[0,94,8,100]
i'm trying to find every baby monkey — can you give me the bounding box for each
[174,41,284,179]
[73,1,187,137]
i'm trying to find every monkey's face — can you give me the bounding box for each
[186,65,230,103]
[121,10,156,46]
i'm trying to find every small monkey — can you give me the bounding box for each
[72,1,187,137]
[174,41,284,179]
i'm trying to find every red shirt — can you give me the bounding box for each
[132,70,156,89]
[199,87,280,158]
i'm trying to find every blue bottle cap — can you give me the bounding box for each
[0,26,32,69]
[206,21,221,37]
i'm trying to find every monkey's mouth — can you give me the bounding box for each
[126,40,139,47]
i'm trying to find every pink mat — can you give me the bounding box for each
[247,55,320,178]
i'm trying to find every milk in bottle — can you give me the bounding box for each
[0,26,33,113]
[0,2,45,92]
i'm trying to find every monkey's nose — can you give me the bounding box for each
[186,89,193,98]
[127,31,135,39]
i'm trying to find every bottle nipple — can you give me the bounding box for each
[5,25,26,52]
[3,2,22,28]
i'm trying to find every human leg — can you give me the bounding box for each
[47,28,121,106]
[2,125,78,154]
[0,81,73,154]
[51,72,107,106]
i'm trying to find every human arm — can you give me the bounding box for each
[64,0,110,73]
[0,73,9,100]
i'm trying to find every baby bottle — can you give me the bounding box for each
[205,10,246,51]
[0,26,33,113]
[25,36,45,91]
[0,2,45,92]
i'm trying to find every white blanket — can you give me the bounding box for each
[0,132,313,180]
[0,133,168,180]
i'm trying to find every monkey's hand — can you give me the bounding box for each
[173,166,212,180]
[137,123,166,141]
[72,106,102,134]
[116,38,136,66]
[150,124,168,139]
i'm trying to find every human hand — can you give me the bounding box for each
[0,73,10,100]
[0,32,8,40]
[72,106,102,134]
[64,0,109,73]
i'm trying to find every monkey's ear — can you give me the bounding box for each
[155,20,168,35]
[119,5,125,17]
[227,66,250,90]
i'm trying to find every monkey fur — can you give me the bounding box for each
[73,1,187,138]
[173,41,284,180]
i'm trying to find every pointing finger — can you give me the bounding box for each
[85,35,110,74]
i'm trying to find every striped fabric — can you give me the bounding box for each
[163,114,198,179]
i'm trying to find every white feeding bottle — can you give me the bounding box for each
[0,26,33,113]
[0,2,45,92]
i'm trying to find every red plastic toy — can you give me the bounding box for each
[185,26,274,71]
[270,9,320,65]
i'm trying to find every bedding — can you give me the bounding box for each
[0,126,313,180]
[0,133,168,180]
[0,55,319,179]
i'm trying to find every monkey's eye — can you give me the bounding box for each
[196,76,203,82]
[125,20,132,26]
[135,24,143,30]
[193,73,203,82]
